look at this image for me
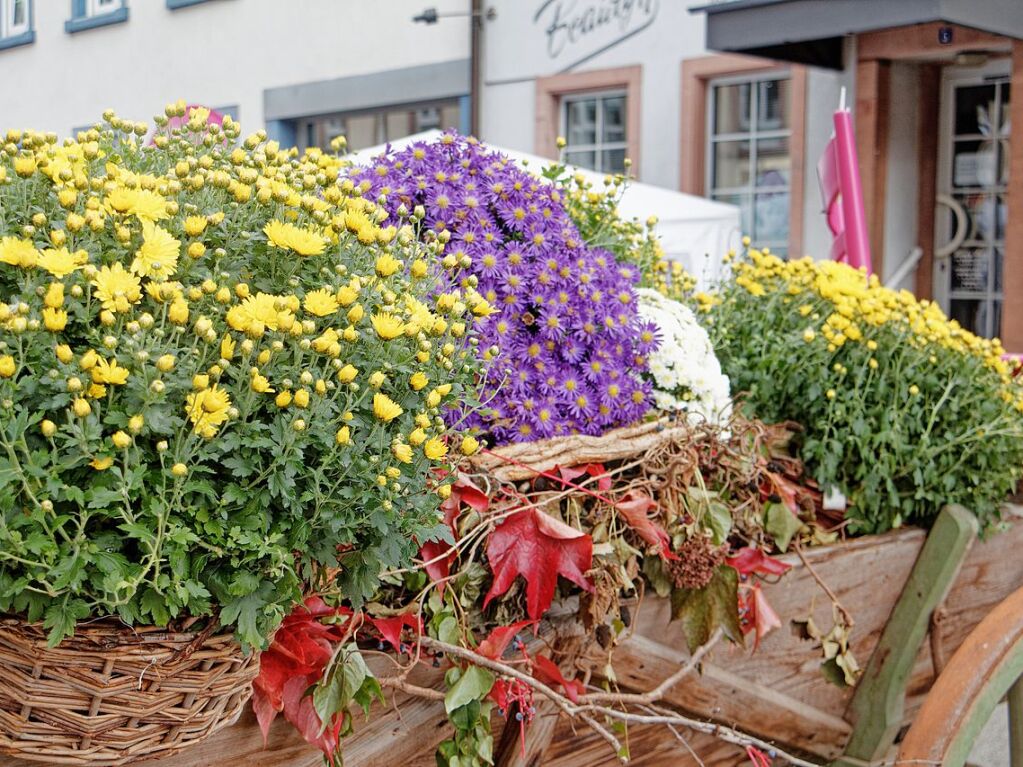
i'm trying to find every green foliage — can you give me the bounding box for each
[705,248,1023,533]
[669,565,742,653]
[0,108,486,648]
[437,666,496,767]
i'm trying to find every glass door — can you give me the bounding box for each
[935,65,1010,339]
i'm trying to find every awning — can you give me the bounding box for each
[691,0,1023,69]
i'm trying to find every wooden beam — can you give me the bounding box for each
[836,505,978,766]
[858,22,1011,62]
[855,58,891,277]
[914,64,940,300]
[1002,41,1023,353]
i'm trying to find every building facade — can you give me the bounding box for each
[0,0,470,151]
[0,0,1019,349]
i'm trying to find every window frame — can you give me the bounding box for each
[294,98,463,154]
[65,0,129,34]
[559,88,629,174]
[705,70,793,252]
[681,55,806,257]
[0,0,34,50]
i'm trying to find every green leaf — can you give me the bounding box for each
[444,665,495,714]
[43,598,90,646]
[764,502,802,552]
[670,566,743,652]
[704,499,732,546]
[140,587,171,627]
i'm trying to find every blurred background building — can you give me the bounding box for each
[1,0,1022,349]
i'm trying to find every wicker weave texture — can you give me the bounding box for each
[0,618,258,766]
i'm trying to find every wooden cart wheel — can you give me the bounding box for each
[897,584,1023,767]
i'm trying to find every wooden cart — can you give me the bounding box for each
[4,504,1020,767]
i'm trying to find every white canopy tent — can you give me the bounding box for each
[344,131,741,288]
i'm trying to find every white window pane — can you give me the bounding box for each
[564,149,597,171]
[601,148,626,174]
[713,192,753,235]
[755,136,790,187]
[754,191,790,242]
[566,99,597,146]
[712,140,751,189]
[601,96,626,144]
[713,83,751,135]
[757,79,789,130]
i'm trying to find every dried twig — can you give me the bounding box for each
[793,541,855,627]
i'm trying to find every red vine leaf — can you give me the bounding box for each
[484,508,594,620]
[751,584,782,647]
[726,547,791,577]
[368,612,421,654]
[615,491,679,561]
[477,619,536,661]
[557,463,612,492]
[532,654,585,703]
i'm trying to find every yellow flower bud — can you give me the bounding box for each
[192,374,210,390]
[55,344,73,363]
[171,462,188,478]
[128,414,144,434]
[73,398,92,417]
[293,389,310,408]
[335,425,351,445]
[292,418,306,432]
[111,430,132,449]
[410,372,428,391]
[460,435,480,456]
[0,355,15,378]
[337,364,358,383]
[40,420,57,437]
[156,354,176,372]
[409,427,427,446]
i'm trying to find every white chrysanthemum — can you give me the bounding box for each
[638,288,731,424]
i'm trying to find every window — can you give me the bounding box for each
[561,91,627,174]
[707,75,791,255]
[66,0,128,33]
[0,0,33,48]
[296,100,462,153]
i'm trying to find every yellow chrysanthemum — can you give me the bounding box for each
[375,253,402,277]
[303,288,339,317]
[0,236,39,268]
[185,384,232,438]
[226,292,291,334]
[42,307,68,332]
[183,215,208,236]
[105,187,169,221]
[392,442,413,463]
[37,247,88,278]
[423,437,448,460]
[91,357,129,385]
[371,312,405,340]
[264,220,326,256]
[92,263,142,313]
[131,222,180,281]
[372,392,403,422]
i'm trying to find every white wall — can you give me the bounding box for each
[0,0,469,136]
[480,0,708,190]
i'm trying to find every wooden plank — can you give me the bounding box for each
[838,505,978,765]
[542,718,747,767]
[602,634,850,759]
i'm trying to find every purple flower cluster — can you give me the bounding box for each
[350,133,656,444]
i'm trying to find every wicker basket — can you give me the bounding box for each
[0,617,258,766]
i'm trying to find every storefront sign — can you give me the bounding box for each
[534,0,660,71]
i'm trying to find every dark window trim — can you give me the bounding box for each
[65,2,129,34]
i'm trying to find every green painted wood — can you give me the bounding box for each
[832,504,978,767]
[1010,676,1023,767]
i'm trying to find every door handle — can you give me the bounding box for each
[935,194,968,259]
